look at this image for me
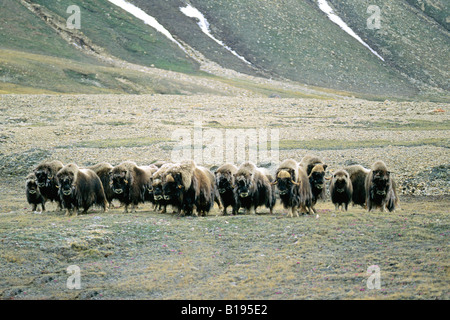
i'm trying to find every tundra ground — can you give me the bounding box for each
[0,94,448,299]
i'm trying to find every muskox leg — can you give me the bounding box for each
[222,206,227,215]
[41,202,46,212]
[31,204,37,212]
[123,204,129,213]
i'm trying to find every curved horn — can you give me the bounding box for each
[271,180,278,185]
[291,179,300,186]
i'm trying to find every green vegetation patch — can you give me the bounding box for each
[277,138,449,150]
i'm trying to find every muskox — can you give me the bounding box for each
[329,169,353,211]
[273,159,312,217]
[365,161,399,212]
[151,163,173,213]
[110,161,154,213]
[162,160,215,216]
[33,160,64,210]
[142,164,159,208]
[88,162,114,207]
[215,163,238,215]
[56,163,107,216]
[234,161,276,215]
[300,155,328,213]
[26,173,46,212]
[344,164,370,208]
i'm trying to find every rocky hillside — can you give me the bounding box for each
[0,0,448,100]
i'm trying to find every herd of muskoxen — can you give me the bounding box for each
[26,155,399,217]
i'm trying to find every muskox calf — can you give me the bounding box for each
[162,160,215,216]
[365,161,399,212]
[273,159,313,217]
[234,162,276,215]
[344,164,370,208]
[34,160,64,210]
[26,173,46,212]
[88,162,114,207]
[300,155,328,213]
[110,161,154,213]
[329,169,353,211]
[215,163,238,215]
[56,163,107,216]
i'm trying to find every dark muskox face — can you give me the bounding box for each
[215,171,234,194]
[110,171,129,195]
[309,166,327,190]
[34,169,53,188]
[234,174,252,198]
[274,170,298,195]
[152,179,163,201]
[162,173,184,201]
[26,176,40,195]
[371,170,390,195]
[332,172,350,193]
[57,172,75,196]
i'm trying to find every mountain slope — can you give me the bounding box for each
[129,0,447,99]
[328,0,450,96]
[0,0,448,100]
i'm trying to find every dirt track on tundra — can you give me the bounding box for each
[0,94,448,299]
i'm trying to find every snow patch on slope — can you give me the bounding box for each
[180,4,251,65]
[108,0,187,53]
[317,0,385,61]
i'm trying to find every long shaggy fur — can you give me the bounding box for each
[163,160,215,216]
[110,161,154,212]
[344,164,370,207]
[56,163,107,216]
[151,163,173,213]
[215,163,238,215]
[33,160,64,209]
[365,161,399,212]
[329,169,353,211]
[88,162,114,207]
[234,161,276,215]
[300,155,327,213]
[274,159,312,217]
[26,173,46,212]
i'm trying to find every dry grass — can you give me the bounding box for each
[0,196,448,300]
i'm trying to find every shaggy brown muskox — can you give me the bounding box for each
[162,160,215,216]
[272,159,312,217]
[300,155,328,213]
[110,161,154,213]
[344,164,370,208]
[26,173,46,212]
[142,164,159,208]
[215,163,238,215]
[151,163,173,213]
[365,161,399,212]
[200,165,222,212]
[329,169,353,211]
[233,161,276,215]
[88,162,114,207]
[33,160,64,210]
[56,163,107,216]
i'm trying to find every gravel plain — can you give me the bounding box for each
[0,94,448,300]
